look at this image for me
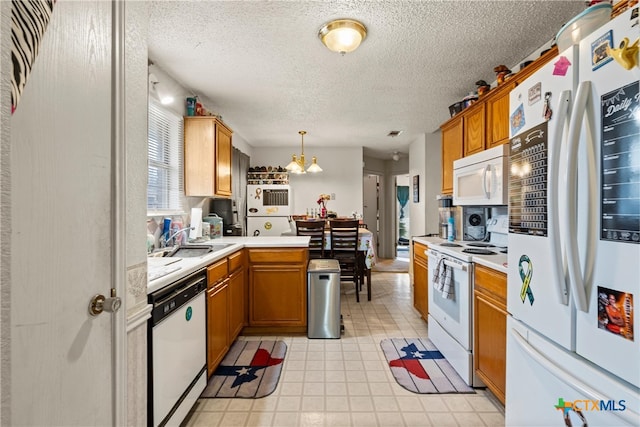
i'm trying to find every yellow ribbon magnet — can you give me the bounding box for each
[519,255,535,305]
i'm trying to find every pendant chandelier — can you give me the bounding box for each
[285,131,322,174]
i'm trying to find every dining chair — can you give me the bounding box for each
[296,220,326,259]
[329,219,361,302]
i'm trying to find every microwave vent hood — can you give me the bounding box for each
[452,145,509,206]
[453,145,509,170]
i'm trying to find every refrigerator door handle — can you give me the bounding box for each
[548,90,572,306]
[564,81,590,312]
[510,327,640,425]
[582,87,599,303]
[482,164,490,199]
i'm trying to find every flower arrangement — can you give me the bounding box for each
[317,193,330,218]
[317,193,330,208]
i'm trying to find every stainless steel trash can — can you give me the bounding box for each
[307,259,341,339]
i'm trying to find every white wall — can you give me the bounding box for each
[252,146,363,217]
[409,132,441,237]
[409,134,427,236]
[424,131,441,235]
[148,63,254,158]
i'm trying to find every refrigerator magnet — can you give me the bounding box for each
[606,37,639,70]
[591,30,614,70]
[510,104,526,136]
[597,286,634,341]
[543,92,553,121]
[528,82,542,105]
[518,255,535,306]
[552,56,571,76]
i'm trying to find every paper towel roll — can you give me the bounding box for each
[189,207,203,239]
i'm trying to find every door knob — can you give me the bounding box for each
[89,293,122,316]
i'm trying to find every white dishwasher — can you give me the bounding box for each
[148,268,207,427]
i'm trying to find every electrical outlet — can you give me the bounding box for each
[331,193,335,200]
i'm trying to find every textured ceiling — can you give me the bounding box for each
[148,1,585,159]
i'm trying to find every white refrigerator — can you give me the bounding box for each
[246,184,292,236]
[506,8,640,426]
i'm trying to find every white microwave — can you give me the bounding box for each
[247,184,292,216]
[453,145,508,206]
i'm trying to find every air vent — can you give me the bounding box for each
[387,130,403,137]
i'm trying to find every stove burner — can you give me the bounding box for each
[466,242,495,248]
[440,243,462,247]
[462,248,497,255]
[500,249,508,254]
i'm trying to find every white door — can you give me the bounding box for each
[6,1,115,424]
[507,46,576,350]
[362,174,378,231]
[506,317,640,427]
[573,10,640,387]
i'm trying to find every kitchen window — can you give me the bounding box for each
[147,100,183,211]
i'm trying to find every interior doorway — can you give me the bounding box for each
[362,174,379,253]
[395,175,411,261]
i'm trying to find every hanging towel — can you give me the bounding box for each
[432,257,454,299]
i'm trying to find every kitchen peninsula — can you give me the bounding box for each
[147,235,309,425]
[148,235,310,337]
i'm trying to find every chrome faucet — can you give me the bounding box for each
[162,226,195,247]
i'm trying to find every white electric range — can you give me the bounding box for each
[426,215,508,387]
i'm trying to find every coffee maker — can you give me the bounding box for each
[437,196,459,240]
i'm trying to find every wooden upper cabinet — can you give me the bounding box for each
[215,122,232,197]
[184,116,233,197]
[440,117,463,195]
[485,82,515,148]
[463,103,485,156]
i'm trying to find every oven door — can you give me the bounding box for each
[427,249,473,350]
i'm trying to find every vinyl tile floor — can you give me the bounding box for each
[183,272,505,427]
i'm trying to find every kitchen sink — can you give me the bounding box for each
[165,243,234,258]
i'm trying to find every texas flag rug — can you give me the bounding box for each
[380,338,474,394]
[201,340,286,398]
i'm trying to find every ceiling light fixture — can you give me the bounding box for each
[318,19,367,55]
[285,131,322,174]
[392,151,400,161]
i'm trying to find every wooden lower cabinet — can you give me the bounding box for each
[207,281,229,377]
[412,242,429,320]
[206,250,246,376]
[473,264,507,405]
[228,267,245,342]
[247,248,308,332]
[249,265,306,326]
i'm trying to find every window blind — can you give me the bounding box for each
[147,101,183,211]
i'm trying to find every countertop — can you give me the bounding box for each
[412,236,508,274]
[147,236,310,294]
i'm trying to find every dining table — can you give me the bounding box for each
[282,224,377,300]
[323,228,376,301]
